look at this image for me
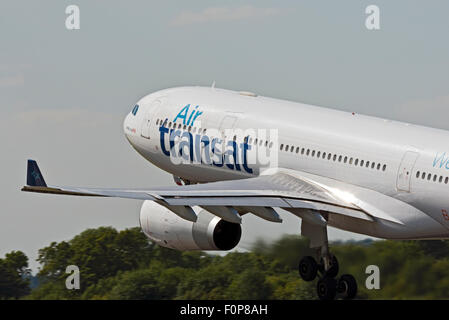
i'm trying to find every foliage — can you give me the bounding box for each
[4,226,449,300]
[0,251,31,299]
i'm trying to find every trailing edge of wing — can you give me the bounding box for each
[22,160,404,225]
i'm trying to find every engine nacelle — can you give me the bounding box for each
[139,201,242,251]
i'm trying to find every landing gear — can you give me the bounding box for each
[337,274,358,300]
[298,256,318,281]
[318,254,339,278]
[298,254,357,300]
[298,254,338,281]
[173,175,194,186]
[317,277,337,300]
[297,213,358,300]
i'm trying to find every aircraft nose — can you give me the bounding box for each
[123,113,133,136]
[123,104,139,138]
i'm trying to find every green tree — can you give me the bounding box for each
[107,264,190,300]
[27,226,449,300]
[0,251,31,299]
[267,273,315,300]
[34,227,153,298]
[177,261,232,299]
[227,269,272,299]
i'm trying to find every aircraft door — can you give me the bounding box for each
[219,115,237,138]
[396,151,419,192]
[141,99,162,139]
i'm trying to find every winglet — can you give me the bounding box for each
[26,159,47,187]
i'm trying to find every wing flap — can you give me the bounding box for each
[22,160,405,225]
[163,196,288,207]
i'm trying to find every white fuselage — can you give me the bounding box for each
[123,86,449,239]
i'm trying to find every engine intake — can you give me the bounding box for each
[139,201,241,251]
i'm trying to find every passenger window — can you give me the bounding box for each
[422,172,426,179]
[296,147,300,153]
[445,177,449,184]
[416,171,420,178]
[439,176,443,183]
[382,164,386,171]
[280,144,284,151]
[427,173,431,180]
[312,150,315,157]
[360,160,364,167]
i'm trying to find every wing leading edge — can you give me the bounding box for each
[22,160,403,225]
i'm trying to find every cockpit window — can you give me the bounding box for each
[131,105,139,116]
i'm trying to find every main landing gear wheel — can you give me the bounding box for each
[298,256,318,282]
[337,274,358,300]
[317,277,337,300]
[298,255,339,282]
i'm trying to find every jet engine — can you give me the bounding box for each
[139,201,242,251]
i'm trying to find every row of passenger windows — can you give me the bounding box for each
[156,118,207,134]
[245,137,273,148]
[156,118,275,147]
[156,118,388,172]
[416,171,449,184]
[155,118,449,185]
[280,143,387,172]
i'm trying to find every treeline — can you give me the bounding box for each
[0,251,31,299]
[2,226,449,299]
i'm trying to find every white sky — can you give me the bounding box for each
[1,1,449,272]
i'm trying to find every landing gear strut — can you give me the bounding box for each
[297,212,357,300]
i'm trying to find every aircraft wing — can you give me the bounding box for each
[22,159,405,225]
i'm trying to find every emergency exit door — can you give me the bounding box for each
[141,99,162,139]
[396,151,419,192]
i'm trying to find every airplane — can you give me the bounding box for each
[22,86,449,300]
